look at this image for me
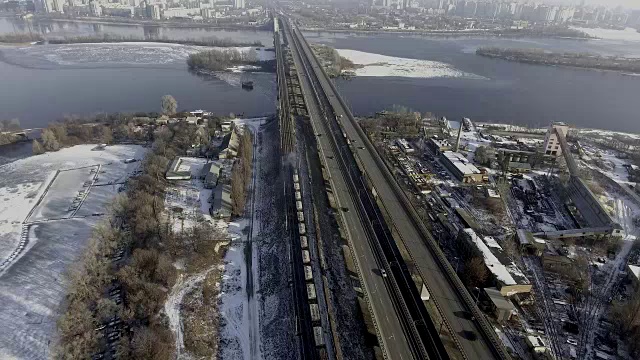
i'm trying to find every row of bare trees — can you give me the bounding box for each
[230,128,254,216]
[55,117,224,358]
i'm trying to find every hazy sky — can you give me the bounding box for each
[550,0,640,9]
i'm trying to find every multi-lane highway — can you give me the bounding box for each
[280,16,424,360]
[282,16,510,360]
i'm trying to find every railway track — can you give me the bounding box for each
[284,16,451,360]
[276,22,326,360]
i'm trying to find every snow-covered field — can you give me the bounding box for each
[336,48,486,79]
[28,166,97,222]
[0,144,146,360]
[1,43,275,69]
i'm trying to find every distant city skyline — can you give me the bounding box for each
[547,0,640,10]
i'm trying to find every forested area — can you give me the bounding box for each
[186,48,261,72]
[0,33,262,47]
[477,47,640,74]
[55,120,227,359]
[310,43,361,78]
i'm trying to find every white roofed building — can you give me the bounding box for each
[441,151,487,183]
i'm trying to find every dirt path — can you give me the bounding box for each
[165,266,217,359]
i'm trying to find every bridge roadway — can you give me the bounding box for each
[288,20,510,360]
[281,17,419,360]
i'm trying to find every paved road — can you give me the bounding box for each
[282,19,415,360]
[289,21,508,360]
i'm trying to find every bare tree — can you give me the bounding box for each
[475,145,491,166]
[610,287,640,335]
[463,257,489,288]
[50,124,69,145]
[100,126,113,144]
[230,160,246,216]
[32,139,45,155]
[0,118,21,131]
[161,95,178,116]
[96,298,119,323]
[41,128,60,151]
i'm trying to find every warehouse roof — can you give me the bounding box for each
[461,228,530,287]
[442,151,481,175]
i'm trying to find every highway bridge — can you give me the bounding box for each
[278,15,511,360]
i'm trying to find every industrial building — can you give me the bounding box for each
[484,287,514,324]
[458,229,532,297]
[211,183,232,219]
[428,138,452,154]
[441,151,486,183]
[165,158,192,180]
[543,122,569,157]
[395,138,414,154]
[200,161,222,189]
[627,264,640,292]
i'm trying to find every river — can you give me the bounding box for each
[305,31,640,134]
[1,17,640,133]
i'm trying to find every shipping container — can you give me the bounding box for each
[309,304,320,322]
[313,326,324,346]
[307,283,317,300]
[304,265,313,281]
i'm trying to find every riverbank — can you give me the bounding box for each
[0,33,262,47]
[33,14,272,30]
[310,43,361,78]
[301,26,593,40]
[187,47,276,74]
[476,47,640,74]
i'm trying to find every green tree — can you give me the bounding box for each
[161,95,178,116]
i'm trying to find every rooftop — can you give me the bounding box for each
[442,151,481,176]
[430,138,451,148]
[461,228,530,287]
[485,287,514,311]
[629,264,640,281]
[526,335,546,349]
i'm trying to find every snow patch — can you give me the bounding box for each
[2,43,275,68]
[336,48,486,79]
[571,27,640,42]
[165,266,217,360]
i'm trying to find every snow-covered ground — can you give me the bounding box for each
[165,264,220,360]
[163,120,267,360]
[1,43,275,69]
[336,48,486,79]
[571,27,640,43]
[218,241,251,360]
[164,157,216,232]
[0,144,146,360]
